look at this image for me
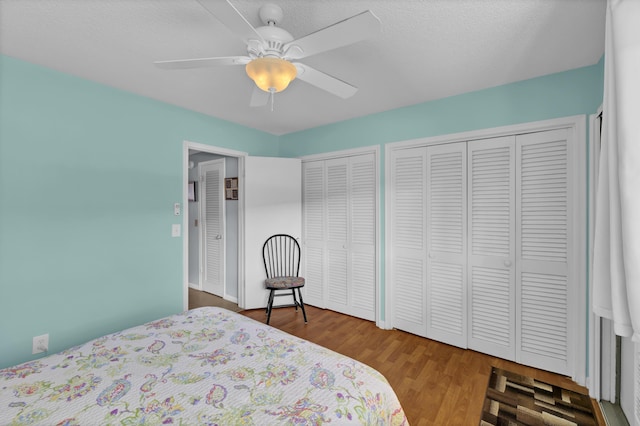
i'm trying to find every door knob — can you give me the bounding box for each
[216,235,222,240]
[504,260,512,267]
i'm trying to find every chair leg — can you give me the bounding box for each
[297,288,308,323]
[266,290,275,325]
[291,289,299,311]
[267,289,275,314]
[265,289,274,314]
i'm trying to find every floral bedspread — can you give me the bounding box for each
[0,307,408,425]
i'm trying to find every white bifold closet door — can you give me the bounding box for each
[515,128,573,375]
[467,130,573,374]
[325,158,350,315]
[467,136,516,359]
[426,142,468,348]
[388,143,468,346]
[302,161,325,308]
[388,147,428,336]
[302,152,377,322]
[349,154,377,320]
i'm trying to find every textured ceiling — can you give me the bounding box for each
[0,0,605,135]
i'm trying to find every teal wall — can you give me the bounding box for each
[279,61,604,156]
[0,53,603,370]
[0,55,278,369]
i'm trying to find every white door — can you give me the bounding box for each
[426,142,468,348]
[244,156,302,310]
[467,136,516,359]
[516,128,573,376]
[347,153,377,321]
[200,159,225,297]
[302,161,325,307]
[389,146,428,336]
[325,158,349,314]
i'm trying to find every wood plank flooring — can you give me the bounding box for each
[189,291,605,425]
[188,288,242,312]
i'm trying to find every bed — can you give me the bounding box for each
[0,307,408,425]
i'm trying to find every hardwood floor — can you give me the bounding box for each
[235,305,606,426]
[188,288,241,312]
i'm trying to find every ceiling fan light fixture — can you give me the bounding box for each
[246,57,297,93]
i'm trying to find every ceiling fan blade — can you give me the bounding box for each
[249,86,269,107]
[154,56,250,70]
[196,0,265,45]
[293,63,358,99]
[283,10,380,60]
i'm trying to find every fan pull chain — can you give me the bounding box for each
[269,88,275,112]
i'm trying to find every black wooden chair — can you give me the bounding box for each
[262,234,308,325]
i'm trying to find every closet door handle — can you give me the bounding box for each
[504,260,512,267]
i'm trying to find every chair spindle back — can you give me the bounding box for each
[262,234,301,279]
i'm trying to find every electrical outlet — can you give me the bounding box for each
[32,334,49,354]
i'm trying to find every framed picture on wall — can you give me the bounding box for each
[188,181,197,202]
[225,178,238,200]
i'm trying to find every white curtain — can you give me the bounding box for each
[593,0,640,340]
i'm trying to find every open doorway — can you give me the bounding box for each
[182,141,247,312]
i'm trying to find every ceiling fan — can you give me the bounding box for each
[154,0,381,108]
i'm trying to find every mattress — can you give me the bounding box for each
[0,306,408,425]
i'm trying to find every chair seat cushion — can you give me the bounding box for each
[265,276,305,289]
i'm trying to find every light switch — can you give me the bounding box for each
[174,203,181,216]
[171,224,181,237]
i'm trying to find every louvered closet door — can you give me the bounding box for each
[325,158,350,314]
[200,159,225,297]
[303,152,378,321]
[348,153,376,321]
[516,128,572,376]
[426,142,468,347]
[467,136,516,359]
[302,161,325,307]
[390,147,428,336]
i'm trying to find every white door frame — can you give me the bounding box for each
[588,110,600,399]
[183,141,247,311]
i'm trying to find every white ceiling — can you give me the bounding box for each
[0,0,605,135]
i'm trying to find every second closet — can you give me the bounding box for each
[302,150,378,322]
